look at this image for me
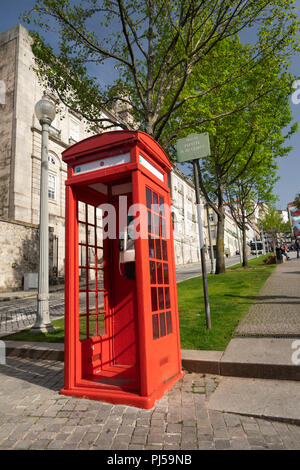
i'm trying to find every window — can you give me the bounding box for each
[146,187,172,340]
[78,202,106,340]
[48,173,56,200]
[70,117,80,143]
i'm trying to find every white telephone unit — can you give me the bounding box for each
[118,217,135,279]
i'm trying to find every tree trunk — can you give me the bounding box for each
[216,208,225,274]
[242,226,248,267]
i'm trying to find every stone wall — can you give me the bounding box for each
[0,218,39,291]
[0,26,17,218]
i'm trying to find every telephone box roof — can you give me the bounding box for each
[62,130,172,173]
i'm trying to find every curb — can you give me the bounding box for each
[4,342,300,382]
[5,341,64,362]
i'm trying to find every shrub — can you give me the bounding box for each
[263,255,276,265]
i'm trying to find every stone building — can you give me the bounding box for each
[0,24,122,289]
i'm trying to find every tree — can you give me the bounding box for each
[22,0,299,142]
[225,167,276,267]
[294,192,300,209]
[175,36,297,273]
[259,206,290,252]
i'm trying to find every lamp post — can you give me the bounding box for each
[31,93,56,334]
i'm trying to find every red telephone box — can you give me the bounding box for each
[60,130,184,409]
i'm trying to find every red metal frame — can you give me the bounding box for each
[61,131,184,409]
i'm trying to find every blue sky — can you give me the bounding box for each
[1,0,299,210]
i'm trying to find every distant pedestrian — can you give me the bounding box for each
[295,239,300,259]
[281,244,290,260]
[225,249,229,258]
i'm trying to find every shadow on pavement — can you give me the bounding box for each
[0,357,64,392]
[224,294,300,302]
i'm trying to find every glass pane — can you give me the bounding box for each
[150,261,156,284]
[78,201,86,222]
[87,205,95,225]
[96,208,103,227]
[148,236,155,258]
[98,313,105,336]
[88,314,97,338]
[96,225,103,248]
[160,217,166,238]
[153,192,158,207]
[88,269,96,291]
[88,227,95,246]
[151,287,158,312]
[88,291,97,313]
[79,244,86,267]
[158,287,164,310]
[159,313,166,337]
[157,262,163,285]
[79,315,87,341]
[146,187,152,209]
[79,267,86,290]
[165,287,170,309]
[152,314,159,340]
[163,263,169,285]
[162,240,168,260]
[88,246,96,267]
[166,311,172,334]
[78,222,86,245]
[78,291,86,314]
[96,271,104,291]
[154,214,159,236]
[147,210,152,233]
[159,196,164,215]
[155,239,161,259]
[97,248,104,267]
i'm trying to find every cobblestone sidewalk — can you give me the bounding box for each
[0,357,300,450]
[235,257,300,337]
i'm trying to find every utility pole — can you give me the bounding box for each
[193,160,211,330]
[177,132,212,330]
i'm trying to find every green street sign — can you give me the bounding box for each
[176,132,210,163]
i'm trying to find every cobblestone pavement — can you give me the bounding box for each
[236,255,300,337]
[0,357,300,450]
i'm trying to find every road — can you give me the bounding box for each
[175,254,253,283]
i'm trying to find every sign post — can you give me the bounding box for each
[176,133,211,329]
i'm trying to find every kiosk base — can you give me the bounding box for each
[60,371,185,409]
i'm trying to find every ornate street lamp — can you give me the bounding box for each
[31,93,56,333]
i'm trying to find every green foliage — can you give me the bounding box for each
[294,192,300,209]
[22,0,300,142]
[260,205,290,233]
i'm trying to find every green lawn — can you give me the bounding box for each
[178,255,275,351]
[2,317,65,343]
[3,255,276,351]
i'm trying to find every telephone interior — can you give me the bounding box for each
[118,217,136,280]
